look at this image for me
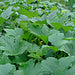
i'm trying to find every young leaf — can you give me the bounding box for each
[51,22,72,32]
[27,0,33,4]
[18,8,39,18]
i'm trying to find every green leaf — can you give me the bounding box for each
[14,59,41,75]
[0,17,6,26]
[0,28,27,55]
[51,23,72,32]
[47,46,59,52]
[27,0,33,4]
[1,6,13,19]
[41,45,59,52]
[33,20,47,27]
[20,21,29,31]
[48,32,69,47]
[41,56,75,75]
[47,10,58,25]
[0,63,16,75]
[25,41,40,52]
[0,54,10,64]
[72,20,75,25]
[51,6,57,10]
[12,52,28,63]
[40,35,48,44]
[4,28,23,38]
[59,12,69,24]
[0,36,27,55]
[14,70,23,75]
[28,24,50,43]
[18,8,39,18]
[65,40,75,56]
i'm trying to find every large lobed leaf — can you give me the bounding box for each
[41,56,75,75]
[0,63,16,75]
[0,28,27,55]
[14,59,41,75]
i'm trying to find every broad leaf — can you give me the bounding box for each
[28,24,50,43]
[0,28,27,55]
[0,54,10,64]
[51,23,72,32]
[4,28,23,38]
[0,63,15,75]
[27,0,33,4]
[0,36,27,55]
[18,8,39,18]
[0,17,6,26]
[41,56,75,75]
[14,59,41,75]
[1,6,13,19]
[48,32,68,47]
[47,10,58,25]
[64,40,75,56]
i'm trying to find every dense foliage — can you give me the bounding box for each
[0,0,75,75]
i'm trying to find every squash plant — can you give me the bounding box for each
[0,0,75,75]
